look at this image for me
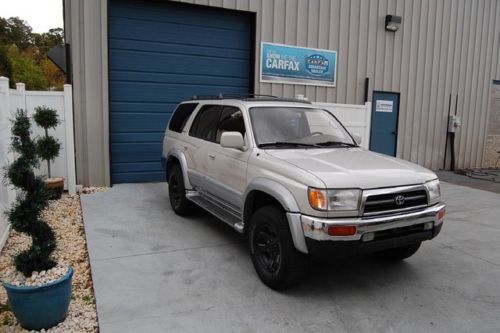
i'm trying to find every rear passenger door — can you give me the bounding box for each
[205,105,250,209]
[183,105,222,190]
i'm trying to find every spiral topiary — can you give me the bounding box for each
[4,109,56,277]
[33,106,61,179]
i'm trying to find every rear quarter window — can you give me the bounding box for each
[168,103,199,133]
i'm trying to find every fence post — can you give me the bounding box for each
[64,84,76,195]
[16,82,26,111]
[0,77,13,250]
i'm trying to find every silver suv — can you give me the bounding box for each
[162,95,445,289]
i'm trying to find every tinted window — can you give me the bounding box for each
[168,103,198,133]
[189,105,222,142]
[215,106,245,143]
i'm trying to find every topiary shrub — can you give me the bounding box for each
[5,109,56,276]
[33,106,61,179]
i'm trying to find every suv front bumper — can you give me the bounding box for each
[292,203,445,257]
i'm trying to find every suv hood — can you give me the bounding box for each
[265,148,437,189]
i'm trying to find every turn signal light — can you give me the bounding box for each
[437,208,445,220]
[308,188,327,210]
[328,225,357,236]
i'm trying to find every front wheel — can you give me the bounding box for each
[373,242,421,261]
[249,206,309,290]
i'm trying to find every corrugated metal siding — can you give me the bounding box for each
[65,0,500,186]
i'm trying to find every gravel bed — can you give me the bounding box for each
[0,190,105,332]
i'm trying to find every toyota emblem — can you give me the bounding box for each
[394,195,405,206]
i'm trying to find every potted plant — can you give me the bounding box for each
[33,105,64,200]
[2,110,72,330]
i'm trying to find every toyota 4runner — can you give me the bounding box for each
[162,95,445,289]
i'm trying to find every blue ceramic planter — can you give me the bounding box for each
[3,266,73,331]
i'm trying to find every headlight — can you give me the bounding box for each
[308,188,361,211]
[425,179,441,202]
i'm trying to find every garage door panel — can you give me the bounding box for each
[111,142,162,163]
[109,17,249,50]
[110,71,249,88]
[111,113,170,133]
[109,0,252,183]
[109,81,248,103]
[111,132,164,144]
[109,38,250,61]
[110,101,178,114]
[110,0,250,32]
[109,50,249,77]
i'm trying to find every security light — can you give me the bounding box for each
[385,15,402,32]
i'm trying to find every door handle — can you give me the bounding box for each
[208,154,216,160]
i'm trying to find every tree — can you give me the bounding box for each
[0,45,13,86]
[41,58,65,90]
[5,109,56,276]
[0,17,34,50]
[8,45,47,90]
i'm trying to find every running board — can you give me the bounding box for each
[187,192,244,233]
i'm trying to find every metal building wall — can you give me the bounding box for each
[65,0,500,186]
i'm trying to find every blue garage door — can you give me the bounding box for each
[109,0,252,183]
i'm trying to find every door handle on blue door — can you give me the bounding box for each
[391,131,398,135]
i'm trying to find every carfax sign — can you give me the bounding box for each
[260,42,337,87]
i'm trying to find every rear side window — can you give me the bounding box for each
[189,105,222,142]
[168,103,198,133]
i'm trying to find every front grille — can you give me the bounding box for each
[363,189,428,215]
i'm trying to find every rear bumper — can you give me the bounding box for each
[299,203,445,257]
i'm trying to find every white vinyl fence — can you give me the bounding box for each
[314,102,372,149]
[0,76,76,250]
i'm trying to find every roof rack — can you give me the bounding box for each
[190,93,312,104]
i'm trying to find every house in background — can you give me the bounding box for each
[63,0,500,186]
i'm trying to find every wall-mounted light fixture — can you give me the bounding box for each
[385,15,402,32]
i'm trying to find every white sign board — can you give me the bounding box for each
[375,100,393,113]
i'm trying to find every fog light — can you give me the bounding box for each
[328,225,357,236]
[361,232,375,242]
[423,222,433,230]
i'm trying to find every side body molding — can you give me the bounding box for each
[243,178,308,253]
[167,148,193,189]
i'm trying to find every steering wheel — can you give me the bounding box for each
[311,131,323,136]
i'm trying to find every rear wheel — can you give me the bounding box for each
[249,206,308,290]
[168,164,192,216]
[374,242,421,261]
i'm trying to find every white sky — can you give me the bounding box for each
[0,0,64,33]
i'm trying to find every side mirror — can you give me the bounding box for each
[352,134,362,145]
[220,132,245,150]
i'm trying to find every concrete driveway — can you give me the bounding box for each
[81,182,500,333]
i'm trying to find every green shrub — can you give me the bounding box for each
[33,106,60,178]
[4,110,56,276]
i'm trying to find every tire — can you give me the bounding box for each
[249,206,309,290]
[373,242,421,261]
[168,164,192,216]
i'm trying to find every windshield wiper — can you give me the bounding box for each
[258,142,320,148]
[315,141,357,147]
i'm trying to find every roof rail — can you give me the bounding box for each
[190,93,311,103]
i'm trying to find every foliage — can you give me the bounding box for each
[33,106,59,129]
[8,46,47,90]
[0,16,64,90]
[4,110,56,276]
[33,106,61,178]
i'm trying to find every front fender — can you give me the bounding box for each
[244,178,308,253]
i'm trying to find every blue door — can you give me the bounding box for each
[370,91,400,156]
[108,0,253,183]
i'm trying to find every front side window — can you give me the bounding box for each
[215,106,245,143]
[249,107,356,148]
[189,105,222,142]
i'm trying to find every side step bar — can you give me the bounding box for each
[186,191,244,233]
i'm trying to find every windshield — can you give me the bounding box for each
[249,107,356,148]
